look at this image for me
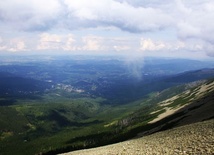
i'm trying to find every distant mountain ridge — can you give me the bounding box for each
[0,72,50,99]
[164,68,214,83]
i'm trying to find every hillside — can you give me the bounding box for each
[112,79,214,137]
[60,79,214,155]
[147,78,214,129]
[0,65,214,155]
[61,119,214,155]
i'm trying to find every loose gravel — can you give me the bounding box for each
[61,119,214,155]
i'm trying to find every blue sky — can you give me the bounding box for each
[0,0,214,59]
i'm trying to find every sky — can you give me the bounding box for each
[0,0,214,59]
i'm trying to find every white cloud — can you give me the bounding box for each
[37,33,62,50]
[0,37,7,51]
[63,34,76,51]
[140,38,166,51]
[0,0,62,31]
[173,0,214,42]
[82,36,104,51]
[37,33,79,52]
[15,41,26,51]
[0,37,26,52]
[113,45,130,51]
[64,0,172,32]
[0,0,214,58]
[40,33,61,43]
[0,0,213,41]
[171,0,214,56]
[140,37,208,54]
[0,0,172,32]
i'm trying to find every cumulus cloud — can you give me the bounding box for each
[140,37,208,54]
[0,0,214,57]
[113,45,130,51]
[0,37,7,51]
[63,35,76,51]
[64,0,172,32]
[12,40,26,51]
[36,33,79,51]
[0,0,213,39]
[1,0,213,40]
[36,33,107,52]
[82,36,105,51]
[0,0,62,31]
[0,0,172,32]
[110,38,134,52]
[140,38,167,51]
[0,37,26,52]
[37,33,62,50]
[172,0,214,56]
[174,0,214,42]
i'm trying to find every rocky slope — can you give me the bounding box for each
[61,119,214,155]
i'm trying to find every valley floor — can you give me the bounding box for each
[61,119,214,155]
